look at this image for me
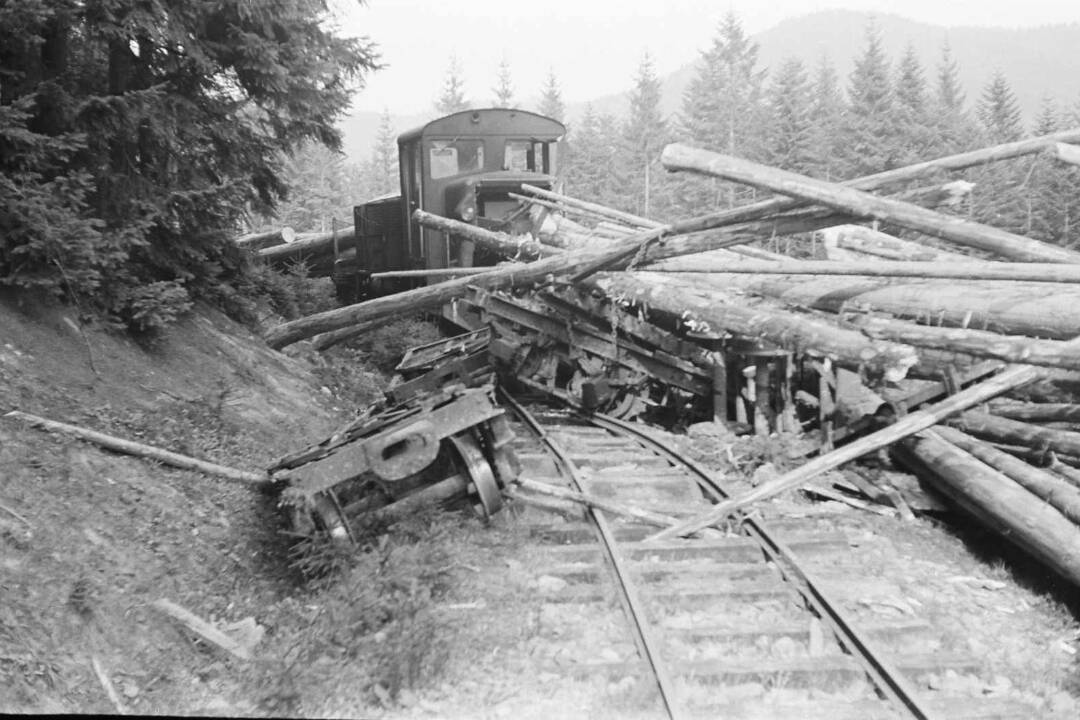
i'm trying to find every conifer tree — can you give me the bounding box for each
[538,69,565,122]
[436,55,470,114]
[808,53,846,180]
[493,57,515,108]
[839,21,900,176]
[764,58,816,175]
[932,41,978,154]
[371,109,399,196]
[893,45,934,164]
[679,11,767,210]
[976,70,1023,143]
[621,52,670,217]
[565,105,620,207]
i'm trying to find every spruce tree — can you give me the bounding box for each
[764,58,816,175]
[371,109,399,196]
[893,45,934,164]
[436,55,469,114]
[932,41,978,154]
[808,53,846,180]
[538,69,565,122]
[839,21,900,176]
[976,71,1023,143]
[679,11,767,211]
[621,52,669,217]
[493,57,515,108]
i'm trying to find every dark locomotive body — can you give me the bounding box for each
[334,108,565,303]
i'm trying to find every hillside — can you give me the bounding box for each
[341,10,1080,163]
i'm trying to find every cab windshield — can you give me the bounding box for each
[429,140,484,179]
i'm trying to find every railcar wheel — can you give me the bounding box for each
[448,433,503,519]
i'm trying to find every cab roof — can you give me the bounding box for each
[398,108,565,146]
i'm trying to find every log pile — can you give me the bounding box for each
[263,128,1080,587]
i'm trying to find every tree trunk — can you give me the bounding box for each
[519,183,662,229]
[647,258,1080,283]
[1053,142,1080,168]
[892,430,1080,587]
[588,271,919,383]
[258,225,355,265]
[662,143,1080,264]
[236,227,296,250]
[933,426,1080,525]
[413,210,560,258]
[986,401,1080,423]
[818,224,974,262]
[949,411,1080,459]
[853,317,1080,371]
[682,273,1080,340]
[647,353,1074,541]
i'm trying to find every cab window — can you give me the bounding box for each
[429,140,484,179]
[504,140,556,174]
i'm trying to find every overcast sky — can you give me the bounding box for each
[338,0,1079,116]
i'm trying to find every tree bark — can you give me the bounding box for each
[236,227,296,250]
[647,351,1075,541]
[413,210,560,258]
[258,225,355,265]
[662,143,1080,264]
[588,271,919,383]
[986,401,1080,423]
[933,426,1080,525]
[682,273,1080,340]
[949,411,1080,460]
[892,430,1080,587]
[818,224,974,262]
[647,258,1080,283]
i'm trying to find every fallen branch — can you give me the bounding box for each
[0,501,32,527]
[4,411,269,487]
[91,655,128,715]
[152,599,254,660]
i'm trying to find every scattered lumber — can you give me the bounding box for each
[589,271,919,383]
[647,352,1072,541]
[413,210,560,258]
[948,412,1080,463]
[648,258,1080,283]
[258,225,355,265]
[662,142,1080,264]
[152,599,259,660]
[236,226,296,251]
[4,411,269,486]
[818,224,973,262]
[933,426,1080,525]
[893,430,1080,587]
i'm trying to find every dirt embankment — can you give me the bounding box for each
[0,292,360,714]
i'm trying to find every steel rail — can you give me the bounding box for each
[589,411,936,720]
[498,390,683,720]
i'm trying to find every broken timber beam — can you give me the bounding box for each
[4,411,269,486]
[893,430,1080,587]
[647,343,1080,541]
[662,143,1080,264]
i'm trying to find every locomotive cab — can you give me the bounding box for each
[336,109,565,304]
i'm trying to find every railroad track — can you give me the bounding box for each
[498,391,1035,719]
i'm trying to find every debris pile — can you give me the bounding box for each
[261,129,1080,586]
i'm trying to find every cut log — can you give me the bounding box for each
[986,401,1080,423]
[371,268,489,279]
[933,426,1080,524]
[4,411,269,486]
[152,599,256,660]
[518,183,662,229]
[894,430,1080,587]
[818,224,973,262]
[647,258,1080,283]
[647,351,1075,541]
[853,317,1080,371]
[413,210,560,258]
[589,271,919,383]
[236,226,296,251]
[685,273,1080,340]
[1053,142,1080,168]
[948,411,1080,459]
[662,143,1080,264]
[258,225,355,265]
